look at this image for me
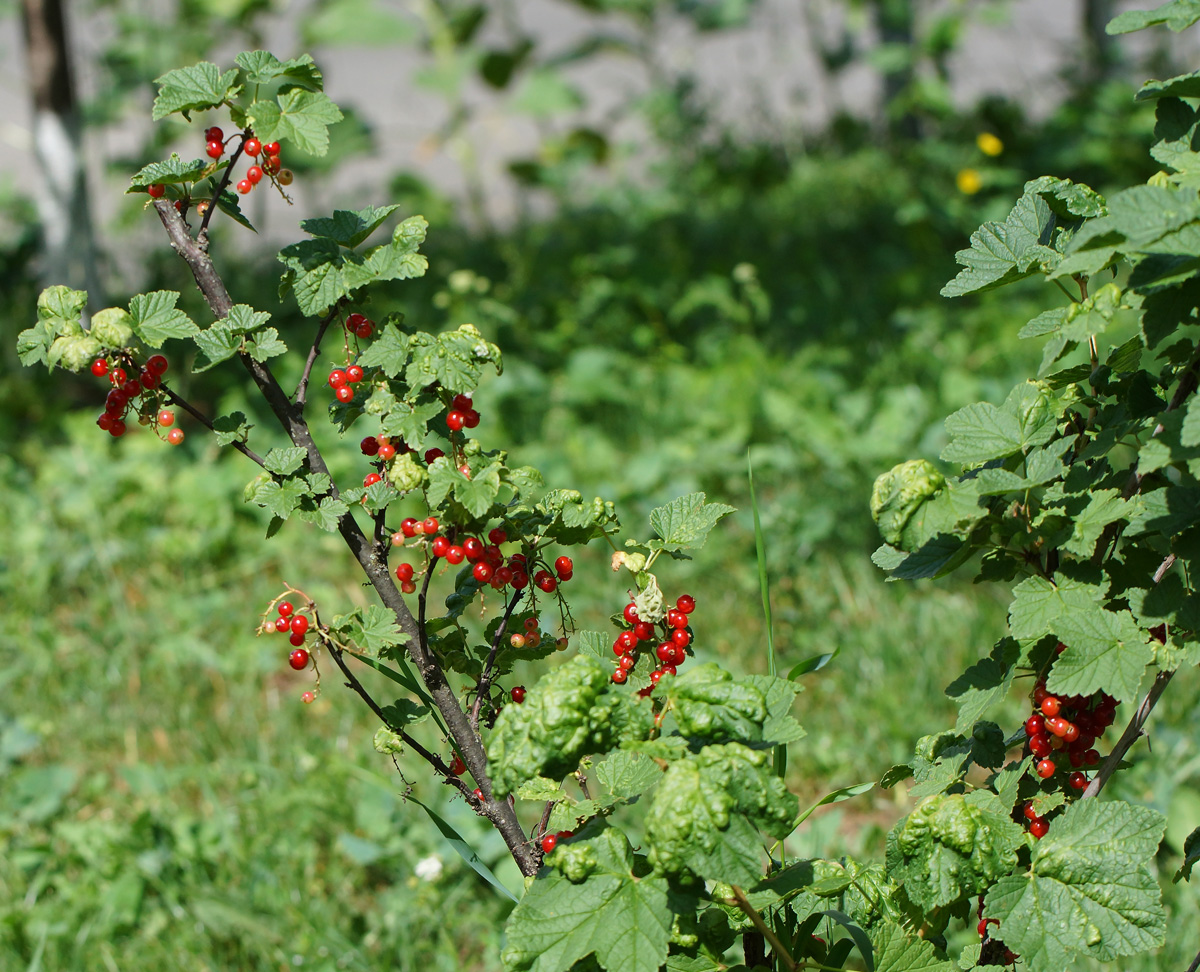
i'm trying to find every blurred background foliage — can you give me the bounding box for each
[2,0,1199,969]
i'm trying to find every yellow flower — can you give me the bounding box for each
[976,132,1003,156]
[956,168,982,195]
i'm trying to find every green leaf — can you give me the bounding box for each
[356,322,410,376]
[235,51,323,90]
[262,447,307,476]
[247,89,344,157]
[88,307,133,349]
[213,411,252,446]
[409,797,518,903]
[665,664,767,744]
[247,327,287,362]
[128,290,199,347]
[744,674,805,745]
[1060,489,1132,557]
[193,324,242,372]
[1049,608,1152,703]
[945,639,1020,732]
[791,782,876,831]
[872,921,953,972]
[942,382,1057,465]
[300,204,401,248]
[595,751,663,799]
[887,791,1025,911]
[152,62,241,120]
[300,0,416,46]
[986,800,1166,972]
[644,743,797,886]
[1109,0,1200,35]
[788,649,838,678]
[128,154,210,190]
[250,478,309,519]
[1175,826,1200,882]
[1008,573,1106,642]
[19,286,86,366]
[941,192,1055,298]
[214,186,256,232]
[648,493,736,551]
[297,495,349,532]
[501,826,672,972]
[356,605,406,655]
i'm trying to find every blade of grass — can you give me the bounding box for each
[749,453,785,779]
[409,797,519,902]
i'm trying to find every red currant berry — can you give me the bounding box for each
[335,385,354,403]
[424,448,445,464]
[205,126,224,142]
[355,321,373,339]
[554,556,573,576]
[617,630,638,651]
[278,602,294,617]
[147,183,165,198]
[462,408,480,428]
[277,169,294,186]
[1068,771,1087,790]
[449,755,466,776]
[109,419,126,437]
[105,390,128,414]
[364,472,382,487]
[289,615,309,636]
[246,165,263,185]
[244,137,262,157]
[535,572,557,593]
[978,918,997,938]
[400,580,417,594]
[511,686,526,704]
[329,369,347,387]
[140,370,160,390]
[619,654,635,671]
[483,545,503,567]
[1084,748,1100,765]
[495,566,514,585]
[611,669,628,684]
[1029,733,1052,757]
[153,410,173,429]
[1025,714,1045,737]
[1033,684,1049,705]
[671,629,691,649]
[541,833,558,854]
[473,562,493,583]
[1041,696,1061,717]
[206,140,224,159]
[1023,801,1038,821]
[511,570,529,589]
[96,413,113,431]
[346,313,366,330]
[109,367,127,386]
[451,393,473,411]
[488,528,507,545]
[346,365,364,383]
[649,669,664,685]
[166,428,185,445]
[360,436,380,456]
[377,443,396,462]
[462,538,483,561]
[122,378,142,398]
[676,594,696,614]
[1063,722,1080,743]
[147,355,168,375]
[446,545,465,564]
[275,617,289,632]
[623,603,640,624]
[422,517,439,535]
[1036,758,1056,779]
[667,608,688,629]
[431,536,451,558]
[237,179,252,194]
[91,358,109,377]
[1029,818,1049,839]
[262,155,281,175]
[446,411,465,432]
[301,691,315,704]
[263,141,280,156]
[395,563,414,582]
[632,621,653,641]
[401,517,419,538]
[289,630,305,647]
[289,647,309,670]
[472,788,484,802]
[656,642,673,662]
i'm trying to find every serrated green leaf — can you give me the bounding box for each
[262,447,307,476]
[594,751,663,799]
[1008,573,1106,642]
[644,743,797,886]
[665,664,767,745]
[236,50,323,89]
[247,327,287,362]
[1024,175,1107,219]
[297,495,349,531]
[1175,826,1200,882]
[946,639,1019,732]
[214,186,256,232]
[193,324,242,372]
[152,62,241,120]
[20,286,86,365]
[941,193,1055,298]
[250,478,308,519]
[744,674,805,745]
[301,204,400,248]
[213,411,252,446]
[516,776,564,801]
[128,290,199,347]
[872,921,953,972]
[648,493,736,551]
[986,800,1166,972]
[48,333,102,371]
[501,826,672,972]
[1061,489,1132,557]
[1049,608,1152,703]
[887,791,1024,911]
[88,308,133,349]
[128,154,210,189]
[247,88,343,156]
[356,323,410,376]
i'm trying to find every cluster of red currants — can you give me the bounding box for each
[328,362,366,403]
[269,600,317,703]
[1020,645,1119,838]
[444,392,480,433]
[610,593,695,686]
[391,521,574,597]
[91,354,182,443]
[202,127,293,194]
[540,829,573,854]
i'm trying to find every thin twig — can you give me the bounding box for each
[728,885,797,972]
[1082,670,1174,799]
[535,799,554,842]
[1185,942,1200,972]
[199,131,246,238]
[295,308,339,405]
[470,590,523,731]
[158,385,264,467]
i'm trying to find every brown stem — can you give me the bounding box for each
[199,130,246,239]
[470,590,522,731]
[153,203,540,876]
[729,885,797,972]
[295,309,338,406]
[1185,942,1200,972]
[158,385,264,467]
[1081,670,1174,800]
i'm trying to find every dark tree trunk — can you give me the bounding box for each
[20,0,103,307]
